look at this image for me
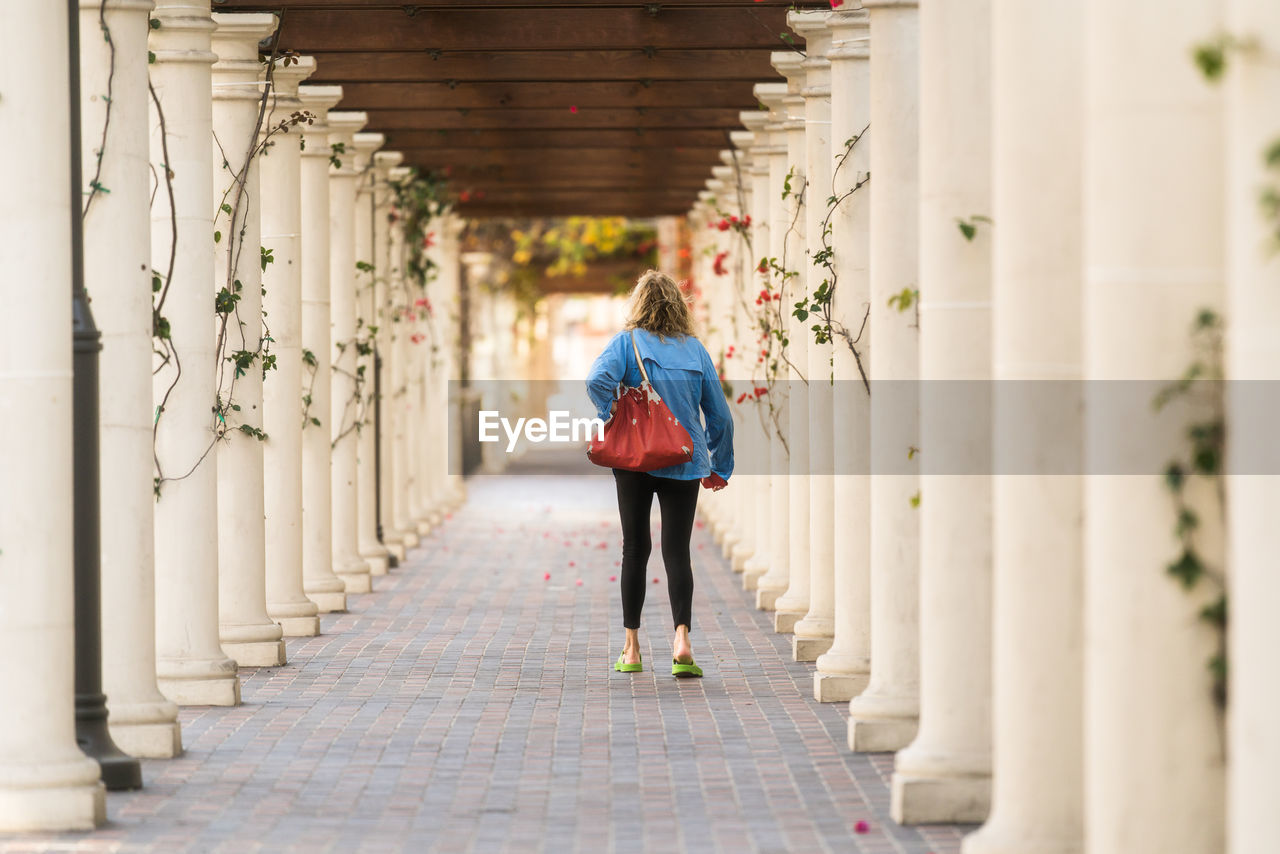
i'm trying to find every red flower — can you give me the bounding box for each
[717,219,731,231]
[830,0,845,7]
[754,386,768,398]
[713,250,730,276]
[757,260,769,274]
[422,232,436,249]
[458,189,472,203]
[569,105,578,113]
[736,393,748,403]
[678,247,691,259]
[853,820,869,834]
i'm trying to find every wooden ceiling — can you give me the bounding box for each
[214,0,820,217]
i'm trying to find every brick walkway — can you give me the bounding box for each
[2,465,969,853]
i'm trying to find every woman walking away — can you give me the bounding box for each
[586,270,734,678]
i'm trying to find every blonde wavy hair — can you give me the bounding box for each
[624,269,695,341]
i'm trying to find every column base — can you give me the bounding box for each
[0,759,105,832]
[814,670,868,702]
[793,634,833,661]
[847,694,919,752]
[222,638,287,668]
[365,553,391,576]
[961,824,1081,854]
[891,766,991,825]
[109,719,183,759]
[384,539,407,562]
[401,530,420,550]
[275,614,320,637]
[338,570,372,594]
[774,609,803,633]
[157,670,241,707]
[414,520,433,537]
[720,532,739,559]
[742,564,767,591]
[730,541,753,572]
[306,589,347,613]
[756,584,785,611]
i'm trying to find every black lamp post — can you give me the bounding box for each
[68,0,143,792]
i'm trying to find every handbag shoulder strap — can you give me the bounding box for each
[629,330,652,386]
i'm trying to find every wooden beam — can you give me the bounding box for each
[460,202,692,218]
[422,164,718,183]
[305,49,783,83]
[220,1,811,9]
[360,106,743,131]
[391,147,724,166]
[379,128,732,150]
[327,80,758,111]
[269,8,796,52]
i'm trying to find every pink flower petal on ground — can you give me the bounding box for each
[543,572,551,581]
[597,542,608,549]
[609,575,617,582]
[569,561,575,567]
[854,820,870,834]
[652,577,660,584]
[575,579,583,586]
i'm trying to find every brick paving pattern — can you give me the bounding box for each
[1,466,969,853]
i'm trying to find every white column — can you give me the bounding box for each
[261,56,321,637]
[1225,3,1280,852]
[790,10,837,663]
[753,79,792,613]
[847,0,921,753]
[328,110,372,594]
[742,108,768,594]
[79,0,182,757]
[211,12,286,668]
[1084,1,1225,852]
[373,151,410,560]
[891,0,993,825]
[298,84,349,612]
[150,0,240,706]
[387,166,424,543]
[740,104,777,593]
[439,213,468,509]
[814,7,873,704]
[961,2,1084,851]
[352,131,392,576]
[724,132,757,574]
[771,51,812,634]
[0,0,106,830]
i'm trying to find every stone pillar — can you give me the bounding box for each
[961,2,1084,851]
[790,10,837,663]
[328,110,372,594]
[1083,1,1225,852]
[438,213,469,508]
[79,0,182,757]
[372,150,409,560]
[298,84,349,612]
[847,0,921,753]
[149,0,240,706]
[753,80,792,613]
[260,56,321,637]
[387,166,424,544]
[0,0,106,829]
[740,104,777,592]
[351,131,392,576]
[721,133,755,572]
[211,11,286,668]
[1225,3,1280,852]
[891,0,992,825]
[814,7,872,704]
[771,50,812,634]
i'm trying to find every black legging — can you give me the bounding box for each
[612,469,700,631]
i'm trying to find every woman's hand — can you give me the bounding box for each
[701,472,728,491]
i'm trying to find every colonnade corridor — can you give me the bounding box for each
[0,461,965,854]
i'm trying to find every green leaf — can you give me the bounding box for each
[213,230,222,243]
[957,220,977,241]
[1166,549,1204,589]
[1199,595,1228,628]
[1164,462,1185,491]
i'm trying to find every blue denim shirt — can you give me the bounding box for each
[586,328,734,481]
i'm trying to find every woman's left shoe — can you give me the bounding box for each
[615,651,643,673]
[671,657,703,678]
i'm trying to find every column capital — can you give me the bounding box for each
[298,84,343,156]
[373,150,405,177]
[328,111,367,177]
[148,0,216,64]
[267,55,316,103]
[729,130,755,153]
[388,165,414,183]
[352,131,385,185]
[711,165,735,185]
[827,9,871,63]
[211,13,278,103]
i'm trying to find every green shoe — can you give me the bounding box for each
[672,657,703,678]
[615,651,643,673]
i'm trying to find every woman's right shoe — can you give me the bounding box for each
[614,651,643,673]
[671,657,703,678]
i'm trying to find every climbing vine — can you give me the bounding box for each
[1153,308,1228,711]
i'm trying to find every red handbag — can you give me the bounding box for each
[587,331,695,472]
